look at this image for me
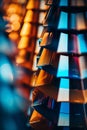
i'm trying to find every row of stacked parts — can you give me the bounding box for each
[16,0,87,130]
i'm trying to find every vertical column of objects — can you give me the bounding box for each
[30,0,87,130]
[16,0,48,123]
[16,0,47,88]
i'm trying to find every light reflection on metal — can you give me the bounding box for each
[16,0,47,88]
[40,32,87,55]
[29,0,87,129]
[44,8,87,31]
[46,0,87,6]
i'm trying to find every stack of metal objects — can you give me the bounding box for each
[29,0,87,130]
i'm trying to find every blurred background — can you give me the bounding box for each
[0,0,33,130]
[0,0,47,129]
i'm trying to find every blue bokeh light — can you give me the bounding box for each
[0,54,14,83]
